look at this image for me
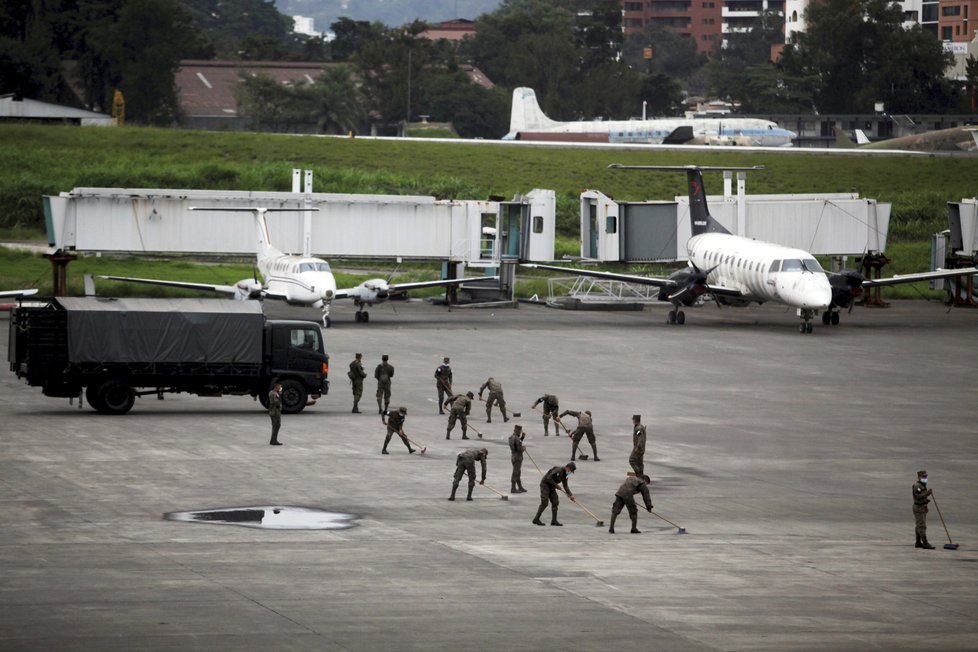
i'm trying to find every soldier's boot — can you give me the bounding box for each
[921,536,936,550]
[462,428,470,440]
[592,444,600,462]
[384,400,390,413]
[517,481,526,493]
[352,400,361,414]
[377,399,383,414]
[486,408,492,423]
[466,485,473,501]
[609,513,617,534]
[503,410,509,423]
[571,442,579,461]
[544,422,549,437]
[915,533,923,548]
[446,428,451,440]
[449,483,458,501]
[550,506,562,526]
[532,505,546,525]
[630,516,640,534]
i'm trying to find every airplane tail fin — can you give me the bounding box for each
[507,87,558,137]
[255,209,283,270]
[854,129,871,145]
[685,168,731,237]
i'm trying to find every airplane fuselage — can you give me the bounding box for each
[505,118,796,147]
[686,233,833,310]
[260,254,337,307]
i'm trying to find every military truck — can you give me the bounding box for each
[8,298,328,414]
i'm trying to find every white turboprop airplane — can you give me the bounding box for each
[0,289,39,298]
[502,87,797,147]
[524,165,978,333]
[101,208,487,327]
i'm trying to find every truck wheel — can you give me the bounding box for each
[85,385,105,412]
[280,379,308,414]
[96,379,135,414]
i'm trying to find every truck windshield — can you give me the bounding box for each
[291,328,321,351]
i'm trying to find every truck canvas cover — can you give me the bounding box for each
[55,298,264,364]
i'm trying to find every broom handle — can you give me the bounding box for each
[931,492,954,544]
[649,509,682,529]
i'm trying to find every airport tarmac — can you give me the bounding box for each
[1,298,976,651]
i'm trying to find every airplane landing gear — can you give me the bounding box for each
[323,315,331,328]
[354,310,370,323]
[667,308,686,325]
[821,311,841,326]
[798,309,815,333]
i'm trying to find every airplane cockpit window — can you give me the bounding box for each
[802,258,824,273]
[299,263,315,273]
[782,259,804,272]
[769,260,781,272]
[316,262,331,272]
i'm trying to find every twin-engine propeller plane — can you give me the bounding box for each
[101,207,486,327]
[524,165,978,333]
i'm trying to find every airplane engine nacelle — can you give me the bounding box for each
[235,279,263,300]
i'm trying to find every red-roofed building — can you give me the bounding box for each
[420,18,477,42]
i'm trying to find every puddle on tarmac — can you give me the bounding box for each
[164,506,358,530]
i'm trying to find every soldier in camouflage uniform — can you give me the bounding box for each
[449,447,488,501]
[560,409,599,461]
[532,462,576,526]
[508,424,527,493]
[630,414,647,477]
[268,380,283,446]
[374,354,394,414]
[348,353,366,413]
[382,406,415,455]
[479,376,509,423]
[434,357,453,415]
[531,394,560,436]
[912,470,936,549]
[609,474,653,534]
[444,391,474,440]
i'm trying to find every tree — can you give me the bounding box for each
[638,73,684,116]
[622,23,705,82]
[330,17,382,62]
[313,65,365,133]
[966,55,978,112]
[182,0,298,60]
[779,0,954,113]
[465,0,579,117]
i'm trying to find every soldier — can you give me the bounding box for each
[630,414,646,477]
[531,393,560,436]
[381,406,415,455]
[479,376,509,423]
[348,353,367,413]
[444,391,474,440]
[560,409,599,461]
[374,354,394,414]
[508,424,527,493]
[609,474,653,534]
[449,447,488,501]
[532,462,576,526]
[434,357,453,414]
[267,379,283,446]
[913,470,936,549]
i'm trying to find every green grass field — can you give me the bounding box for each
[1,123,974,301]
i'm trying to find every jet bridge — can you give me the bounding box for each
[934,198,978,304]
[44,185,555,264]
[581,182,891,262]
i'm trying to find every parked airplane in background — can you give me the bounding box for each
[835,125,978,151]
[0,289,38,298]
[101,208,484,327]
[502,87,797,147]
[524,165,978,333]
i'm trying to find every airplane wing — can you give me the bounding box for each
[333,276,498,300]
[98,275,241,296]
[522,263,676,288]
[522,263,746,298]
[855,267,978,288]
[0,289,39,298]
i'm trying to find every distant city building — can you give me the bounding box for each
[292,15,319,37]
[419,18,477,42]
[937,0,978,41]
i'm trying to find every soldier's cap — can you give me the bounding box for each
[398,406,407,414]
[917,470,927,477]
[443,357,450,363]
[480,448,488,456]
[513,424,523,433]
[585,410,592,416]
[566,461,577,471]
[466,391,474,398]
[382,354,389,361]
[642,475,651,484]
[632,414,641,421]
[355,352,362,358]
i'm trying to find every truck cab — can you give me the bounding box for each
[264,320,330,411]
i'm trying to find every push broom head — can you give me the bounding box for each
[945,543,959,550]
